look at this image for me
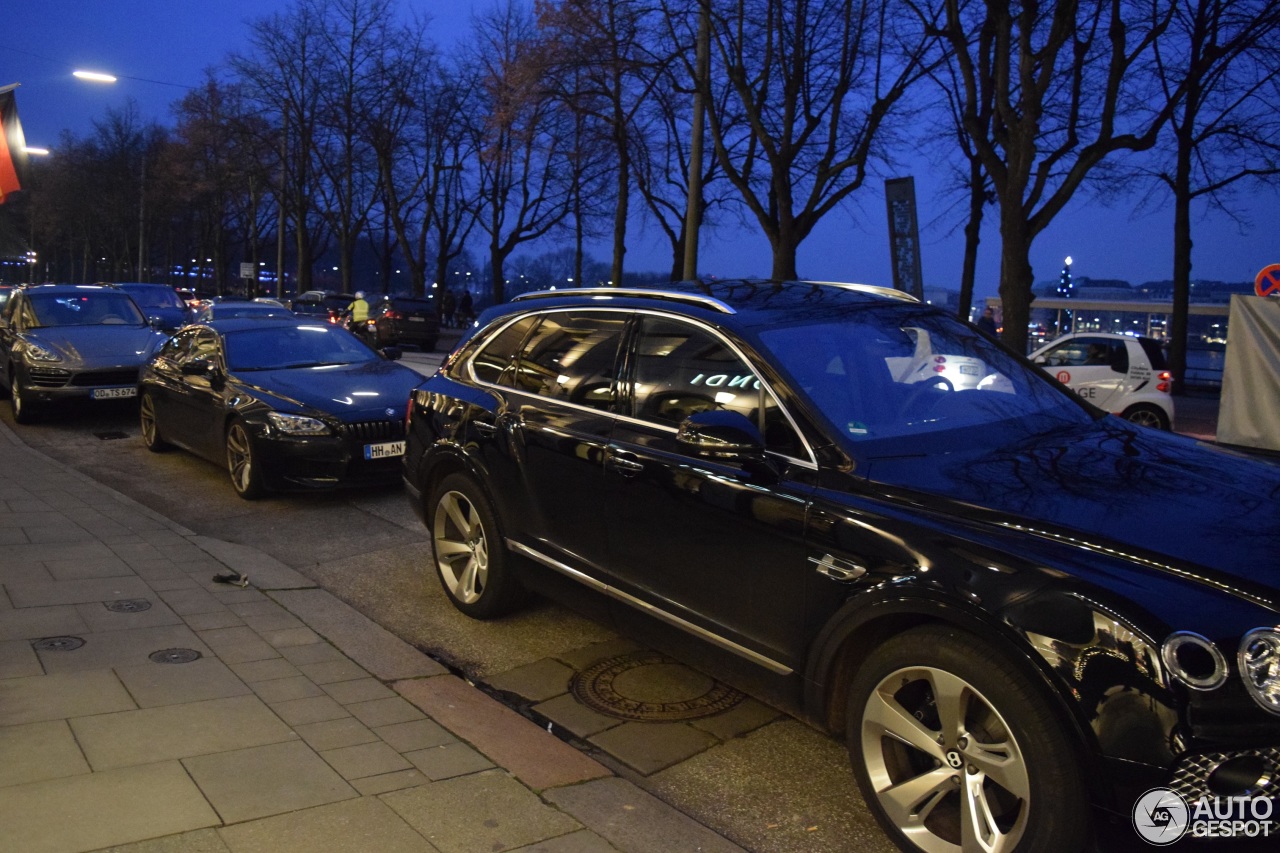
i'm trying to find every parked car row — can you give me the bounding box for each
[399,280,1280,853]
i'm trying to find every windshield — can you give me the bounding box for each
[223,324,376,371]
[758,305,1092,450]
[29,292,147,327]
[123,286,185,310]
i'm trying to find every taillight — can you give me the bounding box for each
[384,309,403,320]
[933,364,946,373]
[1157,370,1171,393]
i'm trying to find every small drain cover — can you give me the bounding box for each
[570,651,745,722]
[33,636,86,652]
[150,648,202,664]
[105,598,152,613]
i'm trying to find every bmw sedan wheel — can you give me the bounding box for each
[225,421,264,500]
[10,376,40,424]
[1121,403,1170,431]
[848,625,1090,853]
[139,392,169,452]
[429,473,523,619]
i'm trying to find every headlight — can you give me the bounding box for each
[266,412,330,436]
[1238,628,1280,715]
[24,342,61,362]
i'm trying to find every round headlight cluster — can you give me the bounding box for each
[1239,628,1280,716]
[266,412,330,436]
[1162,632,1228,691]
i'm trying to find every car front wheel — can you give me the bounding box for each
[139,392,169,451]
[847,625,1090,853]
[225,420,264,500]
[428,473,524,619]
[10,374,40,424]
[1121,403,1170,431]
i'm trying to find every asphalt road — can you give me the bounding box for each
[0,357,894,853]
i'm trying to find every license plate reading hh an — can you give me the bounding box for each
[92,387,137,400]
[364,441,405,460]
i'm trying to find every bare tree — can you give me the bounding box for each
[703,0,935,281]
[469,0,575,304]
[923,0,1182,353]
[1147,0,1280,391]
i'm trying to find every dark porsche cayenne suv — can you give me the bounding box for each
[401,280,1280,852]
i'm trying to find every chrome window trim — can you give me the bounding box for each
[461,306,818,470]
[800,280,919,303]
[512,287,735,314]
[508,539,793,676]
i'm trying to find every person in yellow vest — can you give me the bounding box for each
[347,291,370,336]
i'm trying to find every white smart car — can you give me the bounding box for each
[1029,332,1175,430]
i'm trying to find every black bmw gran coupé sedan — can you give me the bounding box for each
[139,317,421,499]
[401,280,1280,852]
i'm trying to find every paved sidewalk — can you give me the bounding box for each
[0,420,744,853]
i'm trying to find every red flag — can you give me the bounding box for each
[0,84,31,205]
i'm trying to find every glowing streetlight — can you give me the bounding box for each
[73,70,118,84]
[24,147,49,156]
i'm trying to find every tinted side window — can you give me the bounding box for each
[511,312,626,410]
[158,329,196,361]
[630,316,804,457]
[471,316,537,385]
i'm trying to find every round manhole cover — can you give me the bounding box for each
[570,651,745,722]
[150,648,202,664]
[105,598,152,613]
[32,636,86,652]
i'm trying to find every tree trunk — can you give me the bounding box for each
[611,140,629,286]
[1169,142,1194,396]
[958,162,984,321]
[997,213,1036,354]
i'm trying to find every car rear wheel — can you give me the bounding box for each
[847,625,1090,853]
[429,473,524,619]
[139,392,169,452]
[1121,403,1170,431]
[225,420,264,500]
[10,374,40,424]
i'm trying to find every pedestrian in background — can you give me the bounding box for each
[976,306,998,337]
[458,289,474,326]
[441,289,456,327]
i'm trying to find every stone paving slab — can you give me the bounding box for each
[0,669,136,726]
[382,770,584,853]
[183,740,357,824]
[6,576,154,608]
[215,796,437,853]
[545,777,747,853]
[270,588,447,681]
[395,675,610,791]
[0,719,91,788]
[0,604,87,641]
[0,761,220,853]
[36,623,211,674]
[114,657,254,708]
[70,694,298,771]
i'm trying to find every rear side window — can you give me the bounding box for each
[510,311,627,410]
[470,315,538,385]
[1137,337,1168,370]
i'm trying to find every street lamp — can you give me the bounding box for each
[73,70,118,83]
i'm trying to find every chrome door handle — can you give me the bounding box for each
[809,553,867,582]
[607,451,645,475]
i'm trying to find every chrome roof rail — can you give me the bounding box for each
[801,280,920,303]
[511,287,736,314]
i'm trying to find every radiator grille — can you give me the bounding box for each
[339,419,405,443]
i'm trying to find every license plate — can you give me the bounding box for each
[409,317,426,322]
[364,441,405,460]
[959,364,980,376]
[91,387,137,400]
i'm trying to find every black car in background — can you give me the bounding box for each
[139,318,420,499]
[401,280,1280,853]
[112,282,192,331]
[364,296,440,350]
[0,284,167,423]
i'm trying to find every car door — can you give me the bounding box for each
[143,328,196,437]
[165,329,228,459]
[1038,335,1128,410]
[602,314,815,670]
[473,309,627,576]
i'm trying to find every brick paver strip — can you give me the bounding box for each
[394,674,610,791]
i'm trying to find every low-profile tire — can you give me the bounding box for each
[1121,403,1170,431]
[139,392,170,452]
[10,375,40,424]
[847,624,1091,853]
[225,420,265,500]
[428,473,524,619]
